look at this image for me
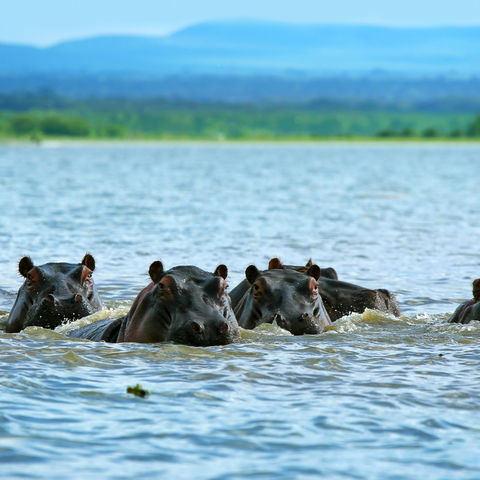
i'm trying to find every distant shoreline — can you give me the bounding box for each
[1,137,479,147]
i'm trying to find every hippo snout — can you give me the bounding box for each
[36,292,93,326]
[43,293,85,306]
[190,318,228,333]
[291,313,325,335]
[177,317,232,346]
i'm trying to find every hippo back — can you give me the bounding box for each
[317,278,400,321]
[448,279,480,324]
[69,317,124,342]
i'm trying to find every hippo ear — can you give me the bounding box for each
[245,265,260,284]
[19,256,34,277]
[214,264,228,279]
[268,257,283,270]
[305,258,313,268]
[81,253,96,271]
[149,261,164,283]
[473,279,480,300]
[321,267,338,280]
[306,264,321,281]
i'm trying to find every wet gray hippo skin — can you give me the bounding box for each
[229,258,337,307]
[317,277,400,321]
[70,262,240,346]
[232,263,332,335]
[230,258,400,322]
[6,254,102,333]
[277,258,338,281]
[448,279,480,324]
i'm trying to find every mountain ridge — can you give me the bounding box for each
[1,21,480,74]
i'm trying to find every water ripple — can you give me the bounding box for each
[1,144,480,479]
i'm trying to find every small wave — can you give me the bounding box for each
[21,326,68,340]
[55,305,130,336]
[326,309,407,333]
[239,322,293,342]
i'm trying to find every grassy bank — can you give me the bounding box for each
[0,96,479,141]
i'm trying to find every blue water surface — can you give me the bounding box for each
[0,142,479,479]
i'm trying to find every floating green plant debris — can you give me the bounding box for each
[126,384,150,398]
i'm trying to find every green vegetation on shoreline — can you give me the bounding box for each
[0,93,479,142]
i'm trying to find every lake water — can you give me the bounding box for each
[0,142,479,479]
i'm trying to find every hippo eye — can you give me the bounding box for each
[26,273,39,287]
[26,272,37,282]
[157,282,173,295]
[254,284,259,291]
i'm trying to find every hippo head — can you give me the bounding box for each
[6,254,102,333]
[268,257,338,280]
[236,264,331,335]
[121,262,240,346]
[473,279,480,302]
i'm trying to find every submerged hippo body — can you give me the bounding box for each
[69,262,240,346]
[232,263,332,335]
[317,278,400,321]
[230,258,400,322]
[448,279,480,324]
[6,254,102,333]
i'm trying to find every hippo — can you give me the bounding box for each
[229,257,337,307]
[5,254,102,333]
[317,277,400,321]
[448,279,480,324]
[232,263,332,335]
[69,262,240,346]
[230,258,400,322]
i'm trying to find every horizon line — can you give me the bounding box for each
[1,18,480,48]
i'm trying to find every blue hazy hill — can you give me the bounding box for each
[1,20,480,74]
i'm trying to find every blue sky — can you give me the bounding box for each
[2,0,479,46]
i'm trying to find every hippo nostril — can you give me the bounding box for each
[219,322,228,334]
[44,294,55,303]
[191,321,202,333]
[301,313,310,321]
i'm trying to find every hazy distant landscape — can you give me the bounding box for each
[1,21,479,141]
[2,21,480,75]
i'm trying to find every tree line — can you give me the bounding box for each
[1,109,479,140]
